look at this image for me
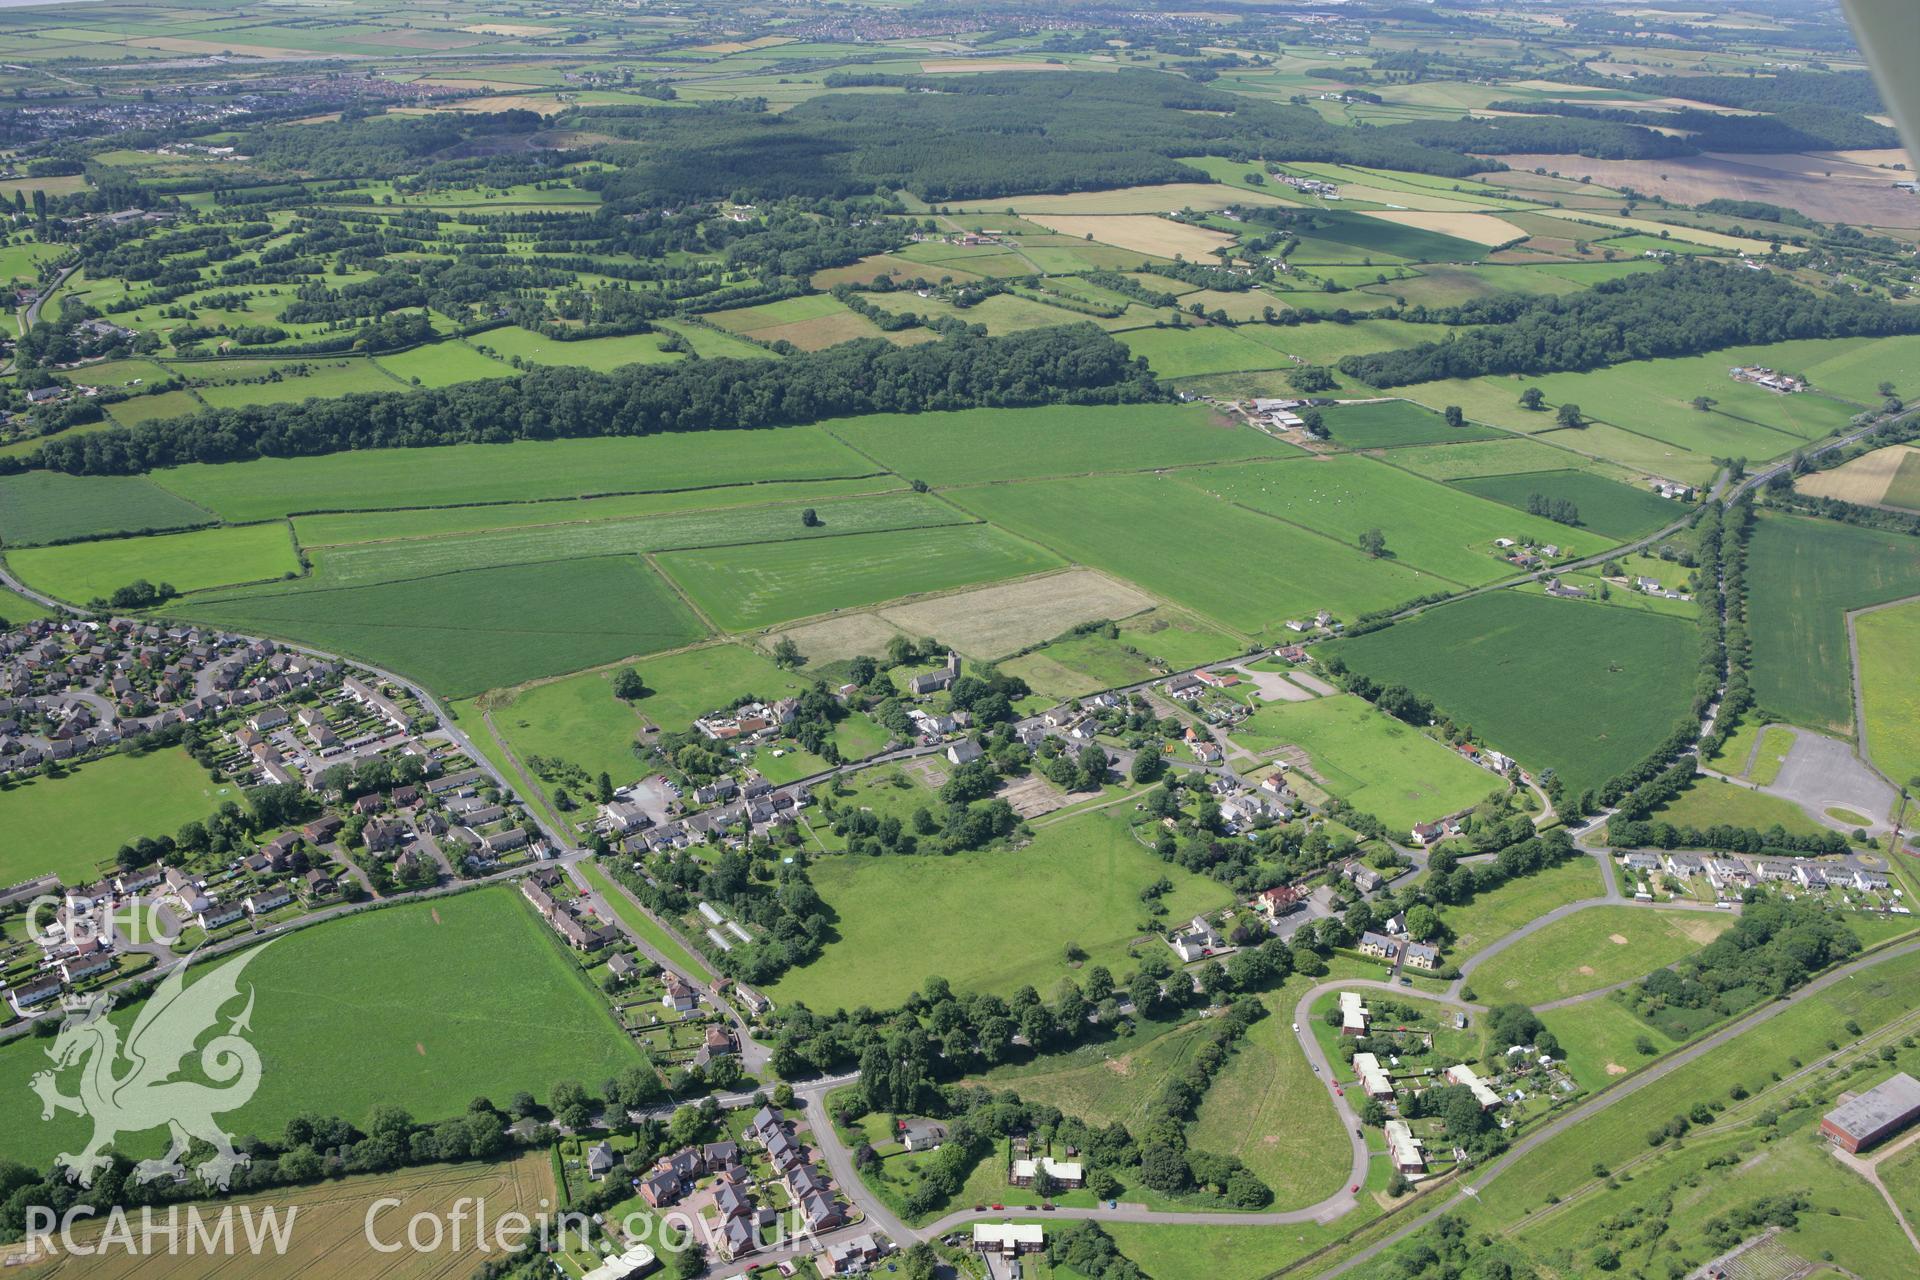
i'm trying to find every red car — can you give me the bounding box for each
[1334,1087,1344,1096]
[990,1204,1004,1211]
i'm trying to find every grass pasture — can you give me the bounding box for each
[1314,400,1502,449]
[104,389,205,427]
[1441,856,1607,962]
[0,472,212,546]
[1326,592,1699,797]
[1384,436,1611,482]
[1469,906,1732,1005]
[150,429,875,521]
[765,810,1232,1010]
[170,556,707,698]
[480,667,652,788]
[1855,600,1920,786]
[1116,325,1295,380]
[823,403,1295,486]
[372,341,514,386]
[1227,694,1500,831]
[0,889,643,1169]
[8,522,299,604]
[1451,468,1684,540]
[469,326,685,372]
[1747,513,1920,734]
[1177,455,1591,585]
[656,523,1062,632]
[1649,775,1855,840]
[948,474,1446,636]
[0,748,234,887]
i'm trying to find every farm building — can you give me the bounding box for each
[1822,1073,1920,1153]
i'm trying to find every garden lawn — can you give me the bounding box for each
[1229,695,1500,832]
[1469,906,1731,1005]
[764,809,1232,1010]
[0,472,213,546]
[1178,455,1590,585]
[150,428,875,521]
[167,556,707,698]
[1855,599,1920,787]
[1451,469,1683,541]
[949,474,1447,636]
[1648,775,1851,839]
[1746,513,1920,734]
[656,523,1062,632]
[823,403,1295,486]
[8,523,299,604]
[0,748,236,887]
[1440,857,1606,962]
[1326,592,1699,798]
[1315,400,1500,449]
[0,889,643,1169]
[1187,984,1352,1210]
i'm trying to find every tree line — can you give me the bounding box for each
[7,323,1163,478]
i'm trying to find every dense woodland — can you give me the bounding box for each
[10,324,1161,476]
[1339,263,1920,386]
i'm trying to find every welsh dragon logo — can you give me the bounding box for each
[30,946,270,1190]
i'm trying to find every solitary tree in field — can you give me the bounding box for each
[1518,387,1545,411]
[1359,527,1387,558]
[800,508,821,528]
[1556,402,1584,428]
[771,636,803,669]
[1443,404,1465,428]
[1691,395,1717,412]
[611,667,645,700]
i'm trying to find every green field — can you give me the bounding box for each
[975,1017,1215,1131]
[657,523,1061,632]
[1316,399,1501,448]
[1178,455,1591,585]
[291,477,899,548]
[0,583,54,623]
[620,642,830,732]
[192,359,401,408]
[0,472,213,546]
[950,474,1446,635]
[1186,985,1353,1209]
[1452,469,1684,540]
[150,428,876,521]
[480,667,652,786]
[1327,592,1700,797]
[823,403,1296,486]
[1384,436,1611,482]
[0,748,237,887]
[1441,856,1607,962]
[1855,600,1920,787]
[471,326,686,372]
[170,555,707,697]
[1886,451,1920,513]
[1228,694,1499,831]
[1469,906,1732,1005]
[1748,725,1797,786]
[1000,609,1244,699]
[105,389,206,427]
[8,523,300,604]
[765,809,1232,1010]
[1541,994,1681,1092]
[1116,326,1296,380]
[1649,775,1855,839]
[372,341,514,387]
[0,889,643,1169]
[1747,513,1920,734]
[302,491,968,590]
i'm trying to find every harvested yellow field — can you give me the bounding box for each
[130,36,331,58]
[951,184,1289,214]
[1795,445,1920,506]
[1360,210,1528,246]
[413,76,546,91]
[13,1152,556,1279]
[768,612,907,664]
[878,569,1157,659]
[463,23,558,37]
[1337,184,1507,212]
[1026,214,1236,258]
[399,95,567,116]
[696,35,795,52]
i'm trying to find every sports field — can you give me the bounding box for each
[1327,592,1700,797]
[656,523,1062,631]
[0,889,644,1169]
[150,428,875,521]
[1452,469,1683,540]
[170,556,707,697]
[949,474,1445,635]
[1315,400,1501,448]
[1746,513,1920,734]
[822,403,1295,485]
[1855,599,1920,786]
[8,522,300,604]
[1470,906,1732,1005]
[0,748,236,887]
[1227,694,1499,831]
[1178,455,1589,585]
[0,471,213,545]
[765,810,1232,1010]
